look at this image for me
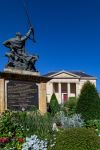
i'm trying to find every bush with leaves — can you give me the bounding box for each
[62,97,77,115]
[85,119,100,136]
[50,128,100,150]
[54,111,84,128]
[49,93,60,115]
[76,81,100,121]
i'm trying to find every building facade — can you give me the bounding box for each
[44,70,96,104]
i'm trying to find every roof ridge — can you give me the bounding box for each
[43,70,96,78]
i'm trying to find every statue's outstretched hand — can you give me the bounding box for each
[30,26,33,30]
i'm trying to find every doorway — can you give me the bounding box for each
[61,83,68,103]
[62,93,68,103]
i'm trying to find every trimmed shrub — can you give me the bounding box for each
[50,128,100,150]
[76,81,100,121]
[49,93,60,115]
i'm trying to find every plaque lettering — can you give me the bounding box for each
[7,80,38,110]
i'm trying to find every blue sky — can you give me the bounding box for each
[0,0,100,90]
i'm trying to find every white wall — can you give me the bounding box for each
[46,78,96,104]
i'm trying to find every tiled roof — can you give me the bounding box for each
[43,72,58,77]
[43,70,94,78]
[69,71,93,77]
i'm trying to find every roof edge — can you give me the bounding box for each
[46,70,80,78]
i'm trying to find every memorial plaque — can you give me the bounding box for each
[7,80,38,110]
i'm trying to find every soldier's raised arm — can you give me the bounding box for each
[21,27,33,41]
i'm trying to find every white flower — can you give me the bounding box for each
[95,129,98,131]
[52,123,59,131]
[22,134,48,150]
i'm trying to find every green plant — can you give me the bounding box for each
[0,110,54,145]
[0,111,26,149]
[0,110,18,138]
[85,119,100,136]
[54,112,84,128]
[3,139,23,150]
[85,120,100,129]
[76,81,100,121]
[49,93,60,115]
[63,97,77,115]
[49,128,100,150]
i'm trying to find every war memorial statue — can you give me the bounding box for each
[3,26,38,72]
[0,0,49,114]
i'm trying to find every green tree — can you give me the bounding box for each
[76,81,100,121]
[49,93,60,115]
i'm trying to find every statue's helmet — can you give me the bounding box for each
[16,32,21,37]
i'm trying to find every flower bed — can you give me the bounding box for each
[0,100,100,150]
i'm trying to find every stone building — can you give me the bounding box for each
[44,70,96,104]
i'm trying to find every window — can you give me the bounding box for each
[53,83,58,93]
[70,83,76,93]
[61,83,67,93]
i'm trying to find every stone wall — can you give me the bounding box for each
[0,79,5,113]
[0,77,48,114]
[46,78,96,103]
[39,83,47,114]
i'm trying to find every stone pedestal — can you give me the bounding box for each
[39,83,47,114]
[4,68,40,76]
[0,70,50,114]
[0,79,5,113]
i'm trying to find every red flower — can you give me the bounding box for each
[17,138,24,143]
[0,137,9,143]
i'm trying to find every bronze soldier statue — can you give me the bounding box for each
[3,27,33,54]
[3,27,38,71]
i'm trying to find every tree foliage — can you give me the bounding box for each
[76,81,100,121]
[49,93,60,115]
